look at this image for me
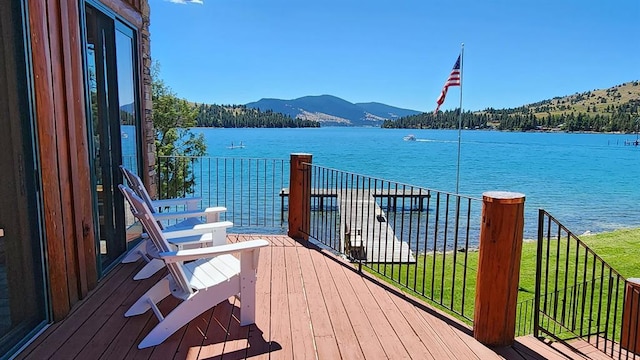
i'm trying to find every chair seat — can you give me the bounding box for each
[184,254,240,290]
[143,231,218,254]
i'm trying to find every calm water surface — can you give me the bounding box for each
[193,127,640,239]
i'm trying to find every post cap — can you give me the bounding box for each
[482,191,525,204]
[627,278,640,286]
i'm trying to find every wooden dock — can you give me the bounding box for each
[339,190,415,263]
[281,188,416,263]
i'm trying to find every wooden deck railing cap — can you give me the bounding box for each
[482,191,525,204]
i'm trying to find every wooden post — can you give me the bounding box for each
[474,191,525,347]
[621,279,640,354]
[288,153,312,240]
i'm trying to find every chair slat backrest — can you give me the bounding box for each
[120,166,157,214]
[119,185,193,296]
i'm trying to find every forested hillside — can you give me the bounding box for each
[382,110,491,130]
[384,81,640,132]
[193,103,319,128]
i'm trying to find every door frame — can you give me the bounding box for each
[0,0,50,357]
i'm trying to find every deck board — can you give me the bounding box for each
[361,272,435,359]
[193,300,232,359]
[246,238,272,360]
[284,241,316,359]
[268,244,293,359]
[325,255,389,360]
[15,234,614,360]
[311,248,366,359]
[391,291,459,360]
[343,262,412,359]
[296,243,343,359]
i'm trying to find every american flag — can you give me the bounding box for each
[434,55,461,114]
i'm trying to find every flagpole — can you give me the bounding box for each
[455,43,464,194]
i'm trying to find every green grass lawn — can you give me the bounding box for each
[365,227,640,336]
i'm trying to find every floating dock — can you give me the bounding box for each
[281,188,416,263]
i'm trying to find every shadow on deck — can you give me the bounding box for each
[16,235,610,359]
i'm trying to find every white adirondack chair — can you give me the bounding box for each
[120,166,232,280]
[119,185,268,349]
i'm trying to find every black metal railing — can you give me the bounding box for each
[515,297,537,336]
[155,156,289,233]
[299,163,482,322]
[534,209,640,358]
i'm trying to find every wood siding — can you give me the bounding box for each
[27,0,148,321]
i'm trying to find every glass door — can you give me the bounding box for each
[0,0,48,357]
[84,4,127,272]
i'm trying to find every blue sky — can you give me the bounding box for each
[150,0,639,112]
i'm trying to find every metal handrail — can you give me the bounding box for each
[300,163,482,321]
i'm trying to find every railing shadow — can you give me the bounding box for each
[295,237,476,337]
[190,299,281,360]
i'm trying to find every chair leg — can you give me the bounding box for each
[133,259,165,280]
[125,276,171,317]
[121,240,148,263]
[239,266,258,326]
[137,279,239,349]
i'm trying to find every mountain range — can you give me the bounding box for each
[245,95,421,126]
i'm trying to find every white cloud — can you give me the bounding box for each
[166,0,203,4]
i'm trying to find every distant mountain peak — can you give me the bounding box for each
[246,95,420,126]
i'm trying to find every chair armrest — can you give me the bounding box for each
[159,239,269,263]
[153,207,227,221]
[162,221,233,240]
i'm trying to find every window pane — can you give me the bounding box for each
[116,28,138,172]
[115,26,143,243]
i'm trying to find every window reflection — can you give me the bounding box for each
[115,26,142,242]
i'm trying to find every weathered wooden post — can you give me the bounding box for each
[474,191,525,346]
[621,279,640,354]
[288,153,312,240]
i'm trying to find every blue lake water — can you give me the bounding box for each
[195,127,640,239]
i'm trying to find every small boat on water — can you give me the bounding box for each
[403,134,416,141]
[227,141,246,149]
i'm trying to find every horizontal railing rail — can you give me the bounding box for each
[299,163,482,322]
[534,209,640,358]
[155,155,289,233]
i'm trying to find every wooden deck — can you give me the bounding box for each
[16,235,610,359]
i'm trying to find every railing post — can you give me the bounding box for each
[621,279,640,354]
[533,209,545,339]
[288,153,312,241]
[474,191,526,347]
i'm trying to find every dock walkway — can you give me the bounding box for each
[338,190,415,263]
[281,188,416,263]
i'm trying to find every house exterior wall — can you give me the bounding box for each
[141,0,157,199]
[26,0,152,321]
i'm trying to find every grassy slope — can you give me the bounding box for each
[368,228,640,331]
[578,228,640,278]
[527,81,640,118]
